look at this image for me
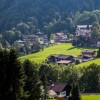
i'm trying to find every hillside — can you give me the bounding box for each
[77,58,100,67]
[0,0,100,33]
[20,43,100,66]
[82,94,100,100]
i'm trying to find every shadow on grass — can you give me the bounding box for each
[77,46,97,50]
[67,46,97,51]
[67,46,77,51]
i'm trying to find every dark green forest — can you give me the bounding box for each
[0,48,100,100]
[1,0,100,46]
[0,0,100,33]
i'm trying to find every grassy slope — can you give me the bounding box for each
[77,58,100,67]
[20,43,100,66]
[48,95,100,100]
[82,95,100,100]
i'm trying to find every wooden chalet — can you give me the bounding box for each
[89,38,100,47]
[17,40,25,46]
[75,25,92,37]
[48,54,77,65]
[81,50,96,62]
[48,83,71,100]
[22,32,48,45]
[82,50,96,56]
[54,33,68,43]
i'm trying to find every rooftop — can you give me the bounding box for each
[77,25,92,29]
[82,50,96,53]
[55,33,64,36]
[49,83,67,93]
[57,60,72,64]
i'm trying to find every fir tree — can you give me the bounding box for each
[40,73,48,100]
[23,59,42,100]
[0,49,28,100]
[97,48,100,58]
[7,49,27,100]
[0,43,3,50]
[71,83,81,100]
[0,49,9,100]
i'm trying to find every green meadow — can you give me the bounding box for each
[48,94,100,100]
[20,43,100,66]
[82,94,100,100]
[77,58,100,67]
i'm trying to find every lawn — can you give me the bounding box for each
[48,95,100,100]
[82,94,100,100]
[76,58,100,67]
[20,43,100,66]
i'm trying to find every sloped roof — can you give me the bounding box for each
[57,60,71,64]
[58,54,70,59]
[49,83,67,93]
[82,50,96,55]
[48,54,77,59]
[55,33,64,36]
[77,25,92,28]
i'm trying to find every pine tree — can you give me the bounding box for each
[97,48,100,58]
[41,73,48,100]
[23,59,42,100]
[0,49,28,100]
[14,41,21,53]
[0,49,9,100]
[7,49,27,100]
[24,39,31,54]
[71,83,81,100]
[0,43,3,50]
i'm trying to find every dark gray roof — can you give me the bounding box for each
[49,83,67,93]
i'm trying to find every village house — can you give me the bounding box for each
[23,34,38,45]
[54,33,68,43]
[35,32,48,45]
[81,50,96,62]
[22,32,48,45]
[75,25,92,37]
[89,38,100,47]
[48,83,71,100]
[17,40,25,46]
[48,54,77,65]
[73,25,100,47]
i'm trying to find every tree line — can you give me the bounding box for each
[1,0,100,44]
[0,48,100,100]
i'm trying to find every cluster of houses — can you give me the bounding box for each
[74,25,100,47]
[75,25,92,37]
[16,32,69,47]
[16,24,100,47]
[48,54,77,65]
[17,24,100,47]
[17,32,48,46]
[47,50,96,66]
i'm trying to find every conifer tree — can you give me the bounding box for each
[0,43,3,50]
[0,49,28,100]
[23,59,42,100]
[40,71,48,100]
[0,49,9,100]
[71,83,81,100]
[7,49,27,100]
[97,48,100,58]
